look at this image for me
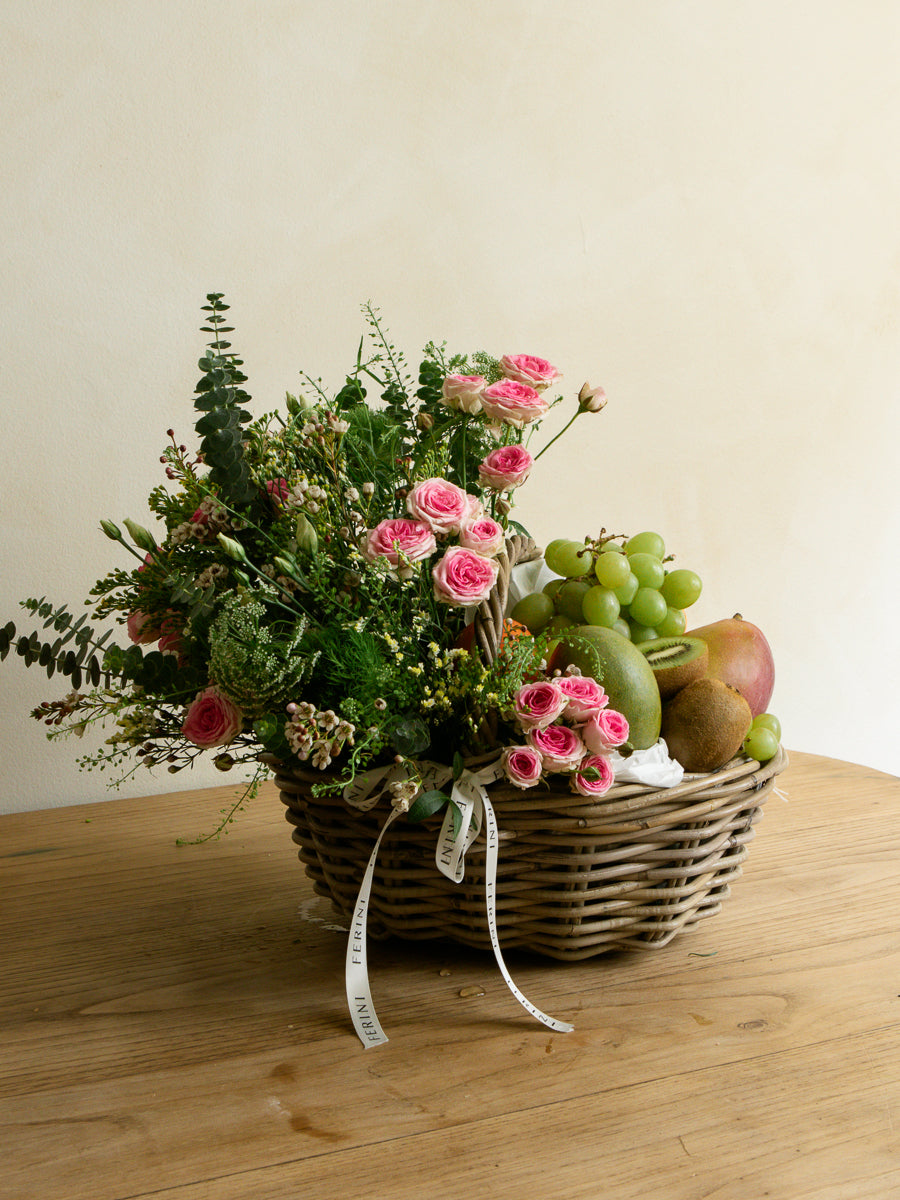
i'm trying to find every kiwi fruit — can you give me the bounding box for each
[661,677,752,773]
[638,636,709,699]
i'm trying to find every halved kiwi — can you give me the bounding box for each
[638,636,709,698]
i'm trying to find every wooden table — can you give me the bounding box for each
[2,751,898,1199]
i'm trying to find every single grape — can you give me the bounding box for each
[510,591,555,634]
[557,579,593,621]
[545,614,577,634]
[612,618,631,639]
[629,587,668,628]
[751,712,782,741]
[544,539,592,578]
[627,552,665,589]
[660,568,703,609]
[655,606,687,637]
[626,531,666,559]
[582,585,621,627]
[542,578,565,600]
[742,726,779,762]
[594,551,632,589]
[613,572,639,606]
[627,619,658,644]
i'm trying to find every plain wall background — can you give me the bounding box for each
[2,0,899,814]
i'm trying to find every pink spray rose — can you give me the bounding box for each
[362,518,437,567]
[406,478,470,536]
[582,708,630,754]
[181,686,244,749]
[126,610,164,645]
[501,745,544,790]
[265,478,290,508]
[527,723,586,773]
[480,379,549,425]
[500,354,561,391]
[432,546,500,606]
[458,515,505,558]
[514,680,568,731]
[477,444,535,491]
[441,374,486,414]
[555,674,609,723]
[570,754,615,797]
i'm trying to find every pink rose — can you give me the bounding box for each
[570,754,615,797]
[441,374,486,414]
[126,610,163,645]
[514,680,568,731]
[480,380,549,425]
[556,675,609,723]
[583,708,630,754]
[458,515,505,558]
[501,745,544,789]
[527,723,586,773]
[478,444,535,491]
[362,518,437,567]
[406,478,470,536]
[432,546,500,606]
[500,354,561,391]
[181,686,243,749]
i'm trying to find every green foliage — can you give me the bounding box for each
[1,599,119,691]
[193,295,256,507]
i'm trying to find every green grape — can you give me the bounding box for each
[545,614,576,634]
[627,552,665,589]
[655,606,687,637]
[626,531,666,559]
[557,579,593,621]
[544,538,592,578]
[660,568,703,609]
[752,712,782,741]
[612,618,631,639]
[627,619,658,644]
[582,585,620,628]
[629,587,668,628]
[613,572,639,606]
[510,592,555,634]
[742,726,779,762]
[594,551,633,589]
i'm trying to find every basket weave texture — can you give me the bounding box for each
[275,746,786,960]
[274,534,786,960]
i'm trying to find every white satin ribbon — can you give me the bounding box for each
[342,761,574,1048]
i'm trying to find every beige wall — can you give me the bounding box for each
[2,1,899,812]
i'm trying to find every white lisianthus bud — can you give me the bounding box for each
[123,518,157,552]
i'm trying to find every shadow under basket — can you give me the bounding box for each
[275,746,788,962]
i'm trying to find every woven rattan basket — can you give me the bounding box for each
[274,535,787,961]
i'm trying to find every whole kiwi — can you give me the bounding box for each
[661,677,752,773]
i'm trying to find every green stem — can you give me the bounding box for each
[534,410,583,461]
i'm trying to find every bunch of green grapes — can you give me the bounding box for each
[511,531,704,644]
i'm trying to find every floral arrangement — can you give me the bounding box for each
[1,296,615,833]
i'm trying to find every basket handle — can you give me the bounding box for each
[472,534,541,664]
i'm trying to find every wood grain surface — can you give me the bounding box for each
[1,751,898,1199]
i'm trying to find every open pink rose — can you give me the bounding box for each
[501,745,543,789]
[441,374,486,414]
[583,708,630,753]
[570,754,615,797]
[362,518,437,567]
[458,515,505,558]
[406,478,469,536]
[478,444,535,491]
[181,686,243,749]
[480,380,549,425]
[514,680,568,730]
[527,723,586,772]
[432,546,499,606]
[500,354,561,391]
[556,675,609,722]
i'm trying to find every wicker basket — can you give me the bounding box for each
[275,746,785,960]
[274,533,787,961]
